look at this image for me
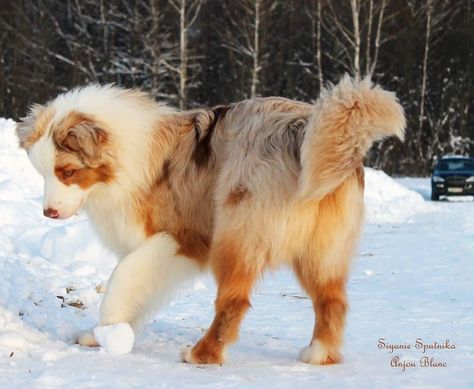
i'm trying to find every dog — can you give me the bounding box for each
[17,76,405,365]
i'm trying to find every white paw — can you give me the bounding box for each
[180,345,195,363]
[93,322,135,355]
[75,329,99,347]
[298,341,341,365]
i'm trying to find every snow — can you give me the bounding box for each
[364,168,433,224]
[1,117,473,387]
[94,323,135,355]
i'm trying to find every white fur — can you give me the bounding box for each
[298,341,336,365]
[77,233,201,347]
[85,187,148,257]
[28,136,88,218]
[93,323,135,354]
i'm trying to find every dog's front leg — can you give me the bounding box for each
[75,232,202,349]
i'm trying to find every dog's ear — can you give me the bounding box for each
[191,106,229,167]
[193,105,229,142]
[16,104,50,149]
[54,114,108,167]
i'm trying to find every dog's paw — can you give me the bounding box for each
[93,323,135,355]
[180,345,196,363]
[298,341,341,365]
[75,330,99,347]
[180,344,223,365]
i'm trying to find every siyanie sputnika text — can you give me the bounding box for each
[378,338,456,354]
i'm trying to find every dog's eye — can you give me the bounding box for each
[63,169,75,177]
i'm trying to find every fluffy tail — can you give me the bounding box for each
[298,75,405,200]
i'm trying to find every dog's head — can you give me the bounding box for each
[17,104,114,219]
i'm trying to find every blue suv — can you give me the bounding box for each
[431,156,474,201]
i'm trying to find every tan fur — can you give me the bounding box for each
[19,78,405,364]
[16,104,54,148]
[53,111,109,167]
[299,76,405,200]
[49,112,116,190]
[54,156,115,189]
[225,186,250,206]
[186,236,257,364]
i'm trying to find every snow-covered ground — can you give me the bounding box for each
[0,117,473,388]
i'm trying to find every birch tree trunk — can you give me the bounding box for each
[148,0,161,97]
[306,0,324,95]
[179,0,187,109]
[316,0,323,90]
[418,0,433,142]
[99,0,108,58]
[250,0,260,98]
[369,0,387,75]
[365,0,373,75]
[221,0,268,99]
[167,0,202,109]
[350,0,361,81]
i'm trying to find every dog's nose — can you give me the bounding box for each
[43,208,59,219]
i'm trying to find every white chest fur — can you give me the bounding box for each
[85,193,147,258]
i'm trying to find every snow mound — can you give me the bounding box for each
[38,220,114,275]
[93,323,135,355]
[364,168,431,224]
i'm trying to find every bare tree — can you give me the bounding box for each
[365,0,373,74]
[418,0,433,142]
[350,0,361,80]
[250,0,261,98]
[324,0,393,80]
[365,0,388,75]
[137,0,177,100]
[222,0,270,98]
[305,0,324,93]
[165,0,203,109]
[416,0,453,164]
[324,0,362,79]
[316,0,324,88]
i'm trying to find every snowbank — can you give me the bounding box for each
[364,168,432,224]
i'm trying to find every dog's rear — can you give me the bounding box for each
[184,76,405,365]
[292,79,404,365]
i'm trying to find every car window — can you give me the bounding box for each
[437,159,474,171]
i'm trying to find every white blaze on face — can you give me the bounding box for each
[28,136,88,219]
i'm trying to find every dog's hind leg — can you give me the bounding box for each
[181,232,262,364]
[293,167,364,364]
[293,261,348,365]
[75,232,201,347]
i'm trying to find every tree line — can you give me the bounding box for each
[0,0,473,175]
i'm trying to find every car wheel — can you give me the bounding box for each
[431,192,439,201]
